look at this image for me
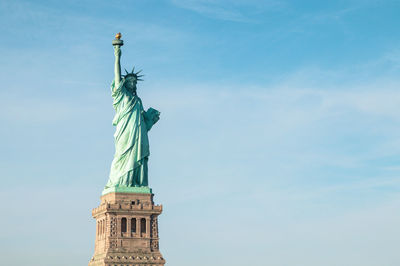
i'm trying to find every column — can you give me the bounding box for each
[104,217,107,236]
[136,217,141,237]
[127,217,131,236]
[146,217,151,238]
[117,218,121,236]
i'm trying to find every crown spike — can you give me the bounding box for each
[125,69,129,75]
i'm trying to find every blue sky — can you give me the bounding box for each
[1,0,400,265]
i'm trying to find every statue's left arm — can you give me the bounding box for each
[143,107,160,131]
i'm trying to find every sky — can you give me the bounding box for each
[1,0,400,265]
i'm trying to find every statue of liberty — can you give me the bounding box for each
[103,33,160,194]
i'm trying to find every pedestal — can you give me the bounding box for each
[88,192,166,266]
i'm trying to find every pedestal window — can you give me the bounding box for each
[141,218,146,234]
[121,217,127,233]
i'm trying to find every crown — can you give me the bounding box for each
[122,67,144,81]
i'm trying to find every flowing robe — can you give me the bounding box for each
[105,80,159,189]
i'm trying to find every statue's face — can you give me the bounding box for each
[125,77,137,92]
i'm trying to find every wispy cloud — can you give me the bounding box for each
[170,0,284,22]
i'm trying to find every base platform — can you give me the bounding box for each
[102,186,152,195]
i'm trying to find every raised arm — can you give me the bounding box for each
[114,45,122,90]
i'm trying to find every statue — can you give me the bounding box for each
[103,33,160,195]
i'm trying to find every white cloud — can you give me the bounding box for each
[170,0,284,22]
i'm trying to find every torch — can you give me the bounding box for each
[112,32,124,47]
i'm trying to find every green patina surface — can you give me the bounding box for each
[102,186,152,195]
[102,36,159,195]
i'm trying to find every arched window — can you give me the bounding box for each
[131,218,136,233]
[102,220,105,234]
[121,218,127,233]
[141,218,146,234]
[97,221,99,236]
[100,220,103,235]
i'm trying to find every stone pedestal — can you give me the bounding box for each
[88,192,165,266]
